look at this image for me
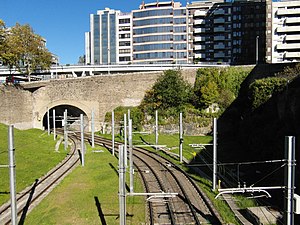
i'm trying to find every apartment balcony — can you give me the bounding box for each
[214,44,226,49]
[214,52,225,58]
[214,18,225,24]
[277,8,300,16]
[194,36,206,42]
[194,28,205,33]
[214,36,225,41]
[194,45,205,50]
[285,52,300,58]
[195,53,205,58]
[285,35,300,41]
[277,43,300,50]
[214,27,225,32]
[286,17,300,24]
[194,10,206,17]
[194,19,205,25]
[277,26,300,33]
[214,9,225,15]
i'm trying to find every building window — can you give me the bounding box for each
[119,49,131,54]
[119,41,131,46]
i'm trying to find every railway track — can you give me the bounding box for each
[0,134,80,225]
[79,133,223,225]
[0,130,223,225]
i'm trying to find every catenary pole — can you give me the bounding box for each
[64,109,68,150]
[119,145,126,225]
[53,109,56,140]
[155,110,158,151]
[47,108,50,135]
[8,125,17,225]
[285,136,295,225]
[129,119,134,194]
[213,118,217,191]
[179,112,183,163]
[124,114,127,167]
[112,110,115,156]
[128,109,131,124]
[80,114,85,167]
[91,109,95,148]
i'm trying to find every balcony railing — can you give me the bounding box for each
[277,43,300,50]
[285,52,300,58]
[277,26,300,33]
[277,8,300,16]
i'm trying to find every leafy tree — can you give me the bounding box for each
[0,20,6,53]
[140,69,192,117]
[276,63,300,80]
[194,67,250,110]
[78,55,85,65]
[0,22,52,81]
[249,77,287,110]
[199,81,219,108]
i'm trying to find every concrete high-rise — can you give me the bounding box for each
[188,0,266,65]
[132,1,191,64]
[85,0,299,65]
[266,0,300,63]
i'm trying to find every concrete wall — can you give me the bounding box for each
[0,69,197,130]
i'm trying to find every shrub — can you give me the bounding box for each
[249,77,288,110]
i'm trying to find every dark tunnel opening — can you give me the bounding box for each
[42,105,87,130]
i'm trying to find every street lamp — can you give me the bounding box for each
[108,48,110,75]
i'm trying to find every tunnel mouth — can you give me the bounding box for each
[43,104,87,130]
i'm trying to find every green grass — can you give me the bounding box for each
[25,144,145,225]
[234,194,257,209]
[0,124,67,205]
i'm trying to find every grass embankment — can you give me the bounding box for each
[26,144,145,225]
[0,124,67,205]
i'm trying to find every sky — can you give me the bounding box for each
[1,0,187,65]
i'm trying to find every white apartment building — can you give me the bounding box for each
[266,0,300,63]
[85,8,132,65]
[118,13,132,64]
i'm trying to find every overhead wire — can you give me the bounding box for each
[250,163,286,187]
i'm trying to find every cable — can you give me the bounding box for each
[188,159,286,167]
[250,163,286,187]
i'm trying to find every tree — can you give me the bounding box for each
[78,55,85,65]
[0,20,6,53]
[140,69,192,117]
[194,67,250,110]
[0,20,19,82]
[0,22,52,81]
[199,80,219,108]
[276,63,300,80]
[249,77,287,110]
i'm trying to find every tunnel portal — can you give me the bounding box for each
[42,104,87,130]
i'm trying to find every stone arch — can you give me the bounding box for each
[34,100,95,131]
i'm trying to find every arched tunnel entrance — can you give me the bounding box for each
[42,104,88,130]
